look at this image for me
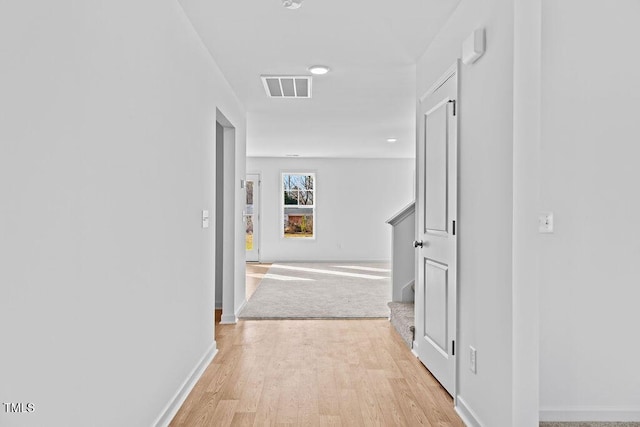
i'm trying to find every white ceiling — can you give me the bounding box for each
[179,0,461,158]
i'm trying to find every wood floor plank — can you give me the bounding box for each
[252,373,280,426]
[208,399,238,427]
[337,388,365,427]
[389,377,435,427]
[352,366,386,425]
[275,368,300,425]
[316,363,340,416]
[318,415,342,427]
[170,318,463,427]
[205,355,239,396]
[234,361,266,413]
[366,368,407,426]
[171,363,221,425]
[229,411,255,426]
[178,393,222,427]
[297,368,320,425]
[220,353,257,401]
[396,359,463,426]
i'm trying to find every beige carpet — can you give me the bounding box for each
[239,262,391,319]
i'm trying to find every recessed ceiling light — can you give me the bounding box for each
[282,0,303,9]
[387,138,398,143]
[308,65,330,75]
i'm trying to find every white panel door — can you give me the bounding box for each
[414,63,458,396]
[245,174,260,262]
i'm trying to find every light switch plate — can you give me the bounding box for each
[202,210,210,229]
[539,212,554,233]
[470,346,477,374]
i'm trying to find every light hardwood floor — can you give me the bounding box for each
[170,265,463,426]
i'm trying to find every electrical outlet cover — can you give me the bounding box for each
[538,212,554,233]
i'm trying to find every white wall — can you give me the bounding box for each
[0,1,246,426]
[416,0,515,425]
[246,157,414,262]
[539,1,640,421]
[512,0,541,424]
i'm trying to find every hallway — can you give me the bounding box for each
[170,316,463,426]
[5,1,640,425]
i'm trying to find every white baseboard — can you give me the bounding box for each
[456,396,483,427]
[218,300,248,325]
[217,300,245,325]
[219,313,237,324]
[154,342,218,427]
[540,406,640,422]
[411,341,422,358]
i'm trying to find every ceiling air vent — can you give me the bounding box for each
[261,76,312,98]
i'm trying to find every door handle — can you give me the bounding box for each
[413,240,424,248]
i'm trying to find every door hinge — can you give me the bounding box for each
[449,99,456,116]
[452,340,455,356]
[452,220,456,236]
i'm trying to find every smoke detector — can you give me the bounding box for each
[282,0,303,9]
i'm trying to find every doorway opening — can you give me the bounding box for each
[215,109,237,324]
[245,173,260,262]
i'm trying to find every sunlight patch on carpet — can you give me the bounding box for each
[269,264,387,280]
[239,262,391,319]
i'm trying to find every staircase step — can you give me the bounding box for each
[387,302,415,349]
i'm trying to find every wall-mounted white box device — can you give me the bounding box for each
[462,28,486,65]
[202,210,209,229]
